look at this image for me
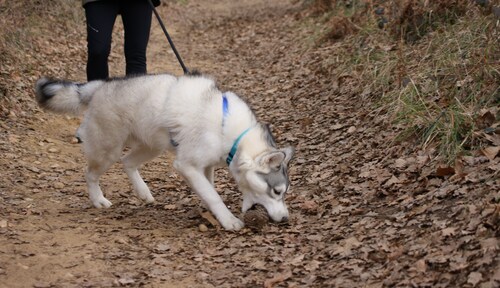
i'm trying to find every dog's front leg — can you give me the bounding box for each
[174,162,244,231]
[204,166,214,186]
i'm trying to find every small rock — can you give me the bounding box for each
[48,147,59,153]
[29,166,40,173]
[199,224,208,232]
[115,238,128,245]
[164,204,176,210]
[118,277,135,285]
[347,126,356,133]
[53,182,65,189]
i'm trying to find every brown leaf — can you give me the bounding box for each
[454,157,465,176]
[441,227,456,237]
[331,123,344,130]
[467,272,482,287]
[388,246,405,260]
[393,158,407,168]
[301,200,319,214]
[476,109,495,128]
[414,259,427,273]
[290,254,305,266]
[436,165,455,177]
[251,260,268,271]
[264,270,292,288]
[481,132,500,146]
[384,175,401,187]
[480,238,499,251]
[481,146,500,161]
[304,260,321,272]
[200,210,220,228]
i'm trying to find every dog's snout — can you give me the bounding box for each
[281,216,289,222]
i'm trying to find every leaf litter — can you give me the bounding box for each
[0,0,499,287]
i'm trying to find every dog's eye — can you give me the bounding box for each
[272,188,281,196]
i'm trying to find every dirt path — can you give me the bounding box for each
[0,0,498,287]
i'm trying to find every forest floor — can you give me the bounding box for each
[0,0,498,287]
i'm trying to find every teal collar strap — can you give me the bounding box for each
[226,127,252,166]
[222,93,252,165]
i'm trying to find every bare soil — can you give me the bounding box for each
[0,0,498,287]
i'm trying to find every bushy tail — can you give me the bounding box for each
[35,77,103,115]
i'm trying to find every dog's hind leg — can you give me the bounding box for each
[121,145,162,203]
[85,157,118,208]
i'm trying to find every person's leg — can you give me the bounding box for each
[84,1,119,81]
[120,0,152,76]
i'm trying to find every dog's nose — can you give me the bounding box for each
[281,216,289,222]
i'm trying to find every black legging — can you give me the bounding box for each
[84,0,152,81]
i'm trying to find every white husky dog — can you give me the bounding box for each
[35,73,293,231]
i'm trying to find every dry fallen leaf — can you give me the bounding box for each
[264,270,293,288]
[199,210,220,227]
[441,227,456,237]
[385,175,401,186]
[414,259,427,273]
[1,1,499,287]
[436,165,455,177]
[301,200,319,214]
[481,146,500,161]
[467,272,482,287]
[393,158,407,168]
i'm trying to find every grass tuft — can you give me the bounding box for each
[303,0,500,162]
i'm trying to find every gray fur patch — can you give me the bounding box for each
[258,163,289,196]
[261,124,277,148]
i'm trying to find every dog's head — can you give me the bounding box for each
[230,136,294,223]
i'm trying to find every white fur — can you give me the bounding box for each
[35,74,293,231]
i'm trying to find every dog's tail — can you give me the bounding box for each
[35,77,104,115]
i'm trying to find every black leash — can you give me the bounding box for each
[147,0,189,74]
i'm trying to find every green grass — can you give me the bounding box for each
[304,0,499,163]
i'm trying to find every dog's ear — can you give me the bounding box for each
[260,151,286,170]
[281,146,294,166]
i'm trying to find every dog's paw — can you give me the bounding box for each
[91,197,112,208]
[135,190,155,203]
[143,195,155,204]
[219,215,244,231]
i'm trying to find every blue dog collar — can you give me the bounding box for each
[226,127,252,165]
[222,93,252,165]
